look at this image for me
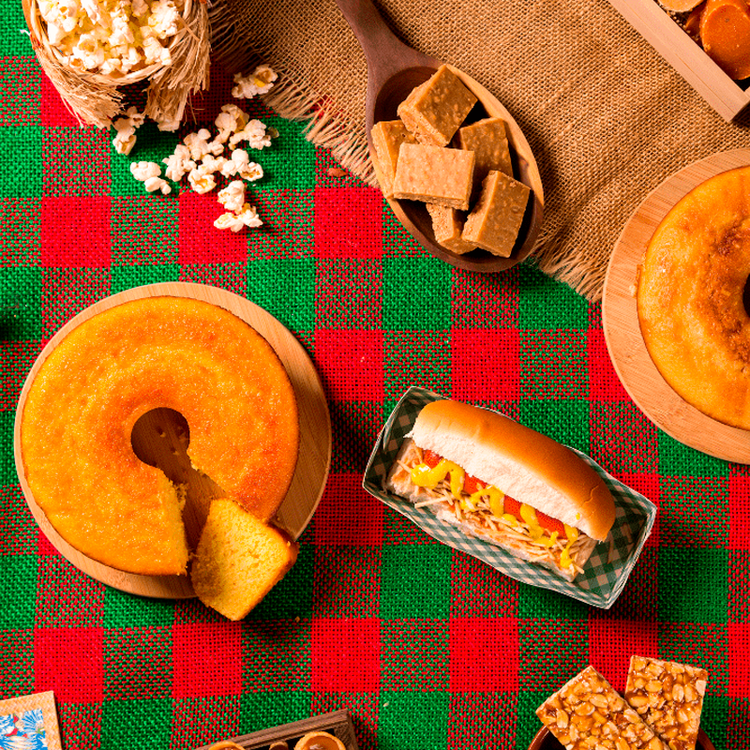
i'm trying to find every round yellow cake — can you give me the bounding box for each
[19,296,299,575]
[637,165,750,430]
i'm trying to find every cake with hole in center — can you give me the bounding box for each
[19,295,299,576]
[637,165,750,430]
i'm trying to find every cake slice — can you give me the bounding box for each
[191,496,298,620]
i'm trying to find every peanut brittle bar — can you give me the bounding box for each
[536,665,666,750]
[625,656,707,750]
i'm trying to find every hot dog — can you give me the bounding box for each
[385,399,616,581]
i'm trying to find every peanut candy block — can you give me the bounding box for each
[371,120,416,198]
[536,666,666,750]
[625,656,707,750]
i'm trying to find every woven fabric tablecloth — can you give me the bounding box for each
[0,9,748,750]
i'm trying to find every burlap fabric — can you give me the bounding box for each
[209,0,750,300]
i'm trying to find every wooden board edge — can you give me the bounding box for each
[607,0,750,121]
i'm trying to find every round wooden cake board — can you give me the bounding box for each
[14,282,332,598]
[602,148,750,464]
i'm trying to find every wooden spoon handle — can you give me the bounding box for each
[333,0,435,89]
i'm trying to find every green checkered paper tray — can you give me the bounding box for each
[363,387,657,609]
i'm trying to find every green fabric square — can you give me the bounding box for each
[0,629,32,697]
[247,257,314,331]
[247,542,315,620]
[104,627,171,700]
[243,619,311,692]
[249,189,313,259]
[1,8,33,55]
[42,127,110,196]
[514,690,548,750]
[104,588,174,628]
[659,431,729,478]
[384,331,451,401]
[255,117,315,189]
[382,256,452,330]
[379,691,449,750]
[519,399,590,455]
[0,265,41,340]
[111,196,178,265]
[660,477,729,548]
[0,197,41,264]
[521,330,587,400]
[0,58,40,126]
[519,263,588,330]
[240,691,311,733]
[101,698,171,750]
[519,619,588,691]
[313,547,381,618]
[0,555,37,628]
[109,124,179,197]
[0,410,15,486]
[381,544,451,620]
[659,548,728,623]
[382,619,449,691]
[110,264,180,293]
[517,581,590,621]
[0,486,37,554]
[329,400,384,473]
[0,127,40,195]
[315,258,382,329]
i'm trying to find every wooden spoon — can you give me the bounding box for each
[334,0,544,273]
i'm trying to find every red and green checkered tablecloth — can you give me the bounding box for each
[1,7,748,750]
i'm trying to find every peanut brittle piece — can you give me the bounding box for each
[625,656,707,750]
[536,665,666,750]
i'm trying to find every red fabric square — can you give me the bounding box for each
[172,622,242,698]
[730,622,750,698]
[35,627,103,702]
[315,187,382,258]
[314,473,383,546]
[451,329,519,401]
[315,329,383,401]
[311,618,380,692]
[41,268,110,341]
[588,618,658,691]
[41,196,110,267]
[450,618,519,692]
[178,191,248,266]
[41,72,79,128]
[731,476,750,550]
[588,328,630,402]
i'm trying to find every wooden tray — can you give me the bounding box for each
[14,282,332,598]
[602,149,750,464]
[607,0,750,121]
[194,710,359,750]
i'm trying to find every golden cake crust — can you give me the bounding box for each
[20,296,299,575]
[637,166,750,429]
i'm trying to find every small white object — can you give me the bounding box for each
[130,161,161,181]
[144,175,171,194]
[229,119,272,150]
[231,64,278,99]
[188,165,216,194]
[217,180,246,214]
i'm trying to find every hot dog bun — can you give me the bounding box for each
[408,400,615,541]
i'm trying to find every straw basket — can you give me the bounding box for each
[22,0,210,129]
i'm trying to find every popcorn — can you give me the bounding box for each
[229,119,272,150]
[144,175,171,194]
[239,161,263,182]
[231,64,277,99]
[214,204,263,232]
[183,129,213,160]
[187,164,216,194]
[111,107,145,155]
[162,144,196,181]
[218,180,246,214]
[215,103,249,144]
[200,154,227,174]
[40,0,180,77]
[130,161,161,181]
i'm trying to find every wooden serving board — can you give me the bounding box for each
[602,149,750,464]
[13,282,332,598]
[193,710,359,750]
